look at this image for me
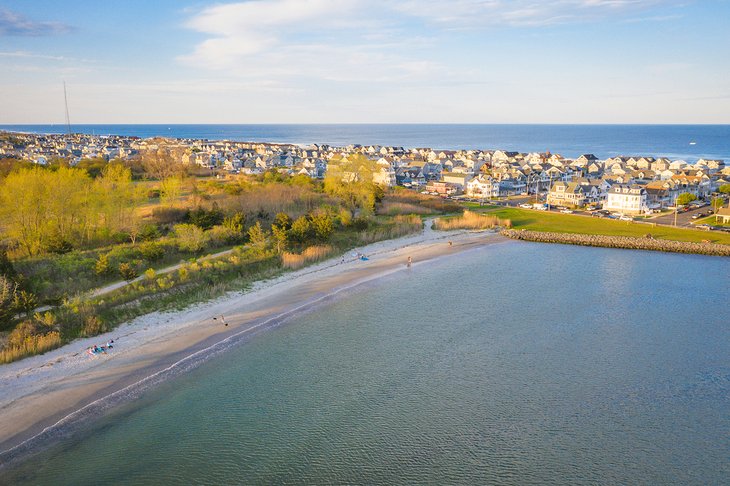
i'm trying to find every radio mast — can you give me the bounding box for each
[63,81,71,134]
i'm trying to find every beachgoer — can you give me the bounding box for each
[407,256,412,268]
[448,241,453,247]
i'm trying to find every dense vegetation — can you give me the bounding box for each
[0,153,439,363]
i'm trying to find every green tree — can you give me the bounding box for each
[711,196,726,212]
[288,216,313,244]
[273,212,292,231]
[271,224,288,254]
[173,224,209,253]
[719,184,730,195]
[0,275,18,325]
[310,212,334,241]
[247,221,269,254]
[118,262,138,281]
[0,249,16,279]
[676,192,697,206]
[94,253,112,276]
[160,176,183,206]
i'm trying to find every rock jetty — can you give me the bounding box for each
[500,229,730,257]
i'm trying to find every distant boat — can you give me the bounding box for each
[689,141,697,145]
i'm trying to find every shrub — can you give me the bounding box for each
[13,290,37,316]
[208,225,238,246]
[139,241,165,261]
[174,224,210,253]
[94,253,112,276]
[138,224,161,241]
[152,207,189,225]
[119,262,138,281]
[144,268,156,280]
[188,204,224,230]
[82,315,105,337]
[288,216,313,244]
[310,212,334,241]
[44,234,74,254]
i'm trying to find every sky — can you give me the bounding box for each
[1,0,729,124]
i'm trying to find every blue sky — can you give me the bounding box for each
[1,0,729,123]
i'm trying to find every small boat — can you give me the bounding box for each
[689,141,697,145]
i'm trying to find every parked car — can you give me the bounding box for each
[619,215,633,221]
[692,212,705,219]
[519,203,533,209]
[560,208,574,214]
[592,212,605,218]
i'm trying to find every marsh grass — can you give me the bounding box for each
[282,245,335,269]
[433,210,512,230]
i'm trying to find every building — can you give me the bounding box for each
[546,181,600,208]
[604,184,648,215]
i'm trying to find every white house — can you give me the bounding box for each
[604,184,648,215]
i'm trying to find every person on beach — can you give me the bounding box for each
[407,256,412,268]
[449,241,453,247]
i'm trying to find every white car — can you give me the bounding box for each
[560,209,574,214]
[519,203,533,209]
[619,215,633,221]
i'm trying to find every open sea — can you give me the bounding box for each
[1,124,729,162]
[3,241,728,485]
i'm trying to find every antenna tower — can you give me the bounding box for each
[63,81,71,134]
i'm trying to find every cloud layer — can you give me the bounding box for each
[0,8,72,36]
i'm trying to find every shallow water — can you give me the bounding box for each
[4,242,729,485]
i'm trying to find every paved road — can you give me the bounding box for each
[649,205,712,228]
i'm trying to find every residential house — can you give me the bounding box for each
[604,184,648,215]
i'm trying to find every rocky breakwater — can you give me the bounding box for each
[500,229,730,257]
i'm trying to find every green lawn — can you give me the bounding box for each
[480,207,730,245]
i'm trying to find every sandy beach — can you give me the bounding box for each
[0,225,506,466]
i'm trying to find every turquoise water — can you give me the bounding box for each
[4,242,729,485]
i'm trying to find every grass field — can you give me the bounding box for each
[479,207,730,245]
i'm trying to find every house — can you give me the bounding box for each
[716,207,730,224]
[466,174,501,199]
[547,180,600,208]
[604,184,648,215]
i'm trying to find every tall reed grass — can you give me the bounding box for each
[433,210,512,231]
[281,245,335,269]
[0,331,61,364]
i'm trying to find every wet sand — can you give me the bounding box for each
[0,227,506,466]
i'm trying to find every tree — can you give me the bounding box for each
[273,212,292,231]
[271,224,288,254]
[719,184,730,195]
[676,192,697,206]
[247,221,268,253]
[140,142,186,180]
[173,224,209,253]
[0,275,18,325]
[160,176,183,206]
[0,249,16,279]
[118,262,138,281]
[288,216,313,244]
[310,212,334,241]
[711,196,725,212]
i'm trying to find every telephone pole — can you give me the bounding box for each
[63,81,71,135]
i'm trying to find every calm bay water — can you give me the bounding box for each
[2,124,729,161]
[4,241,729,485]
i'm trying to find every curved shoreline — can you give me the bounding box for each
[501,229,730,257]
[0,228,505,469]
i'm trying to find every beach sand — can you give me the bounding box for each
[0,225,506,465]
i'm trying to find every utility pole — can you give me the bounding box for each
[63,81,71,135]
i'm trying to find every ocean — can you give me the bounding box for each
[1,124,729,162]
[3,242,728,485]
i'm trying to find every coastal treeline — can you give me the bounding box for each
[0,155,439,363]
